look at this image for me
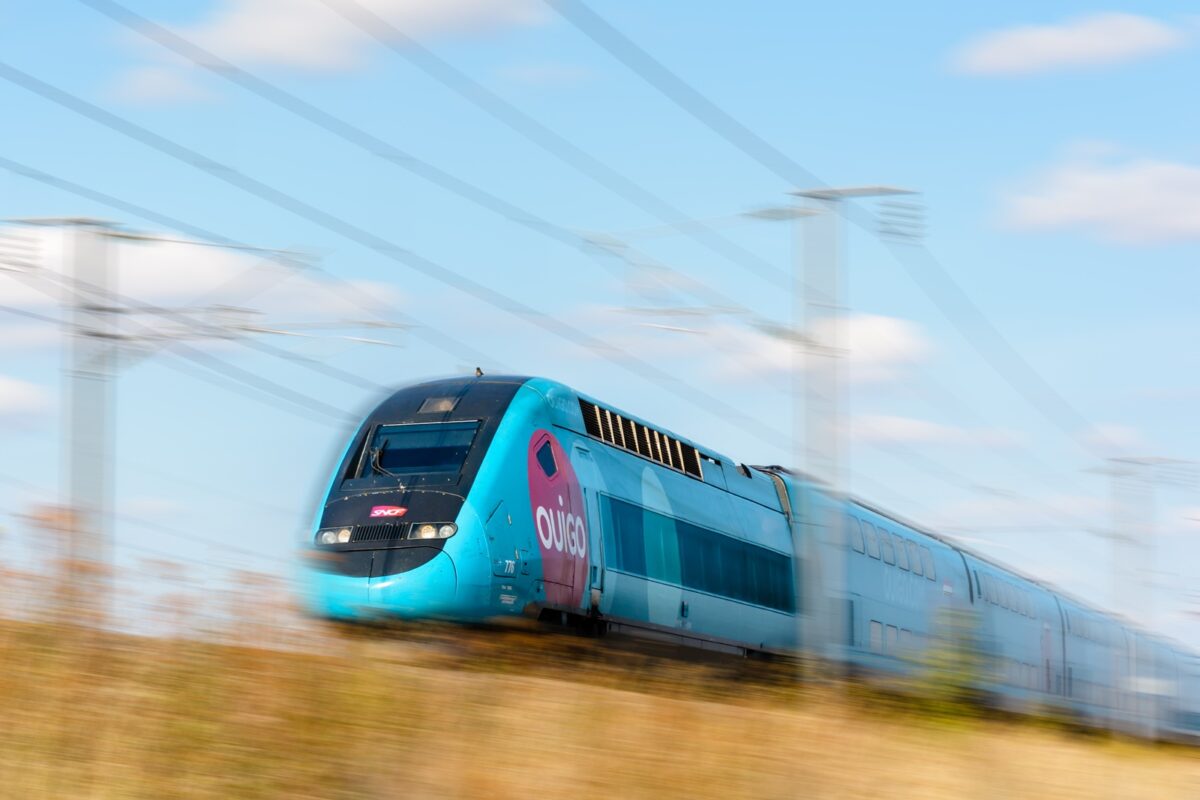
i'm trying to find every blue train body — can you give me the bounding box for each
[302,375,1200,739]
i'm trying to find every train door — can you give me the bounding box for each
[639,467,684,632]
[528,430,589,612]
[571,443,605,612]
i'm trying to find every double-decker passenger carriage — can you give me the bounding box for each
[302,374,1200,740]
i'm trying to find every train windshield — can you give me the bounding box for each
[366,421,479,476]
[342,421,480,489]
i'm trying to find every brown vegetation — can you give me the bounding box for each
[1,616,1198,799]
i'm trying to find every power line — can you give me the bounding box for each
[0,65,785,449]
[7,268,360,426]
[546,0,1116,460]
[0,156,503,373]
[312,0,789,288]
[0,473,277,568]
[0,303,60,325]
[71,0,805,330]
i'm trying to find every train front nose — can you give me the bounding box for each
[366,546,457,613]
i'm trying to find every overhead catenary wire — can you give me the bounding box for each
[0,473,278,569]
[0,156,504,374]
[69,0,807,330]
[544,0,1119,461]
[307,0,790,288]
[0,64,787,450]
[5,267,360,427]
[0,137,1098,536]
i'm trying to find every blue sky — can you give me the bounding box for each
[1,1,1199,641]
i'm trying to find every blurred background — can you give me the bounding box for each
[2,1,1200,797]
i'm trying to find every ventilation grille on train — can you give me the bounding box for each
[350,523,407,543]
[578,399,703,480]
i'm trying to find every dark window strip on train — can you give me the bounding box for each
[579,399,704,480]
[601,495,795,613]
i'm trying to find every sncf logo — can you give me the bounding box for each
[370,505,407,518]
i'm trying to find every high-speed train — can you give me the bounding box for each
[302,374,1200,739]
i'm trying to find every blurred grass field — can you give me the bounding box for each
[1,613,1198,800]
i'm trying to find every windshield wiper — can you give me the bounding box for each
[370,445,401,480]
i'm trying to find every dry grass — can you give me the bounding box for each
[1,619,1197,799]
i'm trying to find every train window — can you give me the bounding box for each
[900,628,914,656]
[603,495,794,612]
[846,516,865,553]
[535,440,557,478]
[906,541,922,576]
[893,535,909,570]
[862,522,880,559]
[879,531,896,565]
[359,421,479,479]
[920,547,936,581]
[869,621,883,653]
[417,396,459,414]
[885,625,899,654]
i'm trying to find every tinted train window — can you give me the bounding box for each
[846,516,865,553]
[879,531,896,565]
[920,547,936,581]
[362,421,479,477]
[862,522,881,559]
[907,541,923,576]
[535,440,557,477]
[869,621,883,653]
[886,625,899,654]
[603,495,794,612]
[893,535,909,570]
[608,498,648,577]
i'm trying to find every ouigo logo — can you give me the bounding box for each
[527,431,589,609]
[370,506,407,518]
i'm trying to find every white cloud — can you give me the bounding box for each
[1002,147,1200,243]
[107,66,214,105]
[0,375,51,420]
[604,312,931,385]
[950,13,1188,76]
[0,323,61,352]
[854,414,1022,448]
[720,313,930,383]
[0,226,405,351]
[1082,423,1147,454]
[178,0,546,72]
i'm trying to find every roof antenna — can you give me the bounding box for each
[475,366,484,377]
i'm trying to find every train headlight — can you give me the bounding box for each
[315,527,354,545]
[409,522,457,540]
